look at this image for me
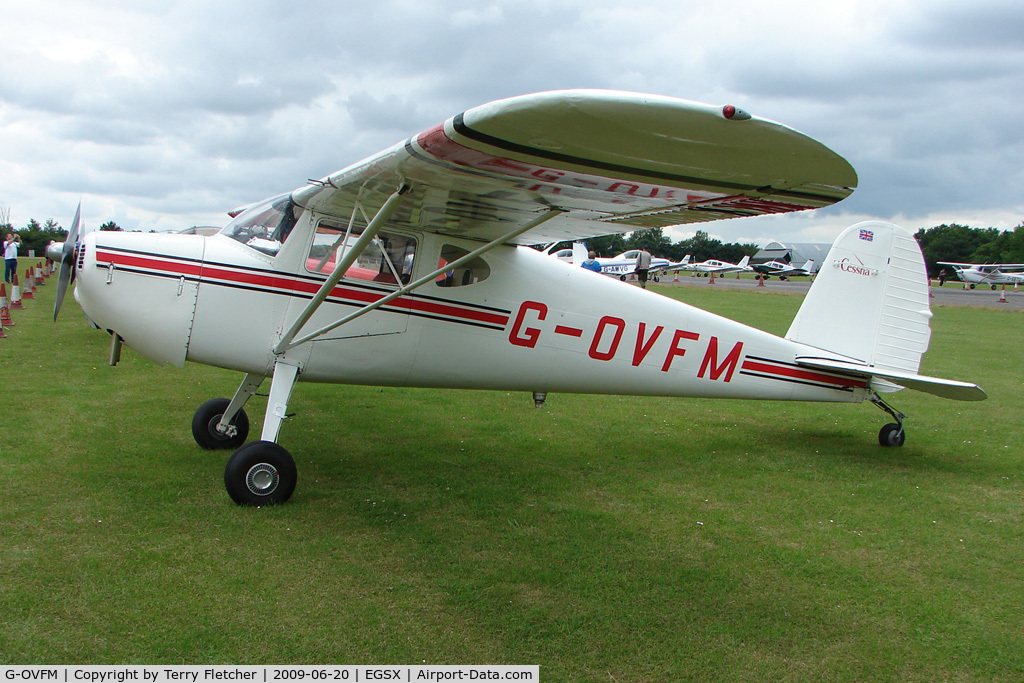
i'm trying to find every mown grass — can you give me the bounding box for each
[1,268,1022,680]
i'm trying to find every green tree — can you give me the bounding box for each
[624,227,674,256]
[970,224,1024,264]
[914,224,1000,275]
[673,230,720,262]
[16,217,67,256]
[99,221,122,231]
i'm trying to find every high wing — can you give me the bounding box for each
[938,262,1024,272]
[276,90,855,351]
[291,90,856,246]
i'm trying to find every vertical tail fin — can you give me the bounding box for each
[786,221,932,374]
[571,241,588,265]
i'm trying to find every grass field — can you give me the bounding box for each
[1,264,1022,680]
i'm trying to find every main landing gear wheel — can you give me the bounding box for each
[192,398,250,450]
[224,441,297,506]
[878,423,906,447]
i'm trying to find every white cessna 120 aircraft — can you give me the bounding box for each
[51,90,985,505]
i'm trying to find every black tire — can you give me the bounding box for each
[192,398,249,450]
[878,423,906,447]
[224,441,297,506]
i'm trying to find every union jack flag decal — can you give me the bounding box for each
[859,229,874,242]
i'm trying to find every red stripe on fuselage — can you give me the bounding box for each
[95,249,510,328]
[741,359,867,389]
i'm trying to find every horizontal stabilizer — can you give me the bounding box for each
[796,357,986,402]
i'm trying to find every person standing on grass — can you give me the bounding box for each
[635,243,652,289]
[3,232,19,284]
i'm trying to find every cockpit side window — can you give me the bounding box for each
[435,244,490,287]
[306,219,416,286]
[220,194,303,256]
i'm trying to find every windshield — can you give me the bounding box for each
[221,194,303,256]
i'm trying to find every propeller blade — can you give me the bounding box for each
[54,202,81,321]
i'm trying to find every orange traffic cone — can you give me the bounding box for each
[998,285,1008,303]
[709,271,715,284]
[0,283,12,326]
[21,270,34,299]
[11,272,24,309]
[757,274,765,287]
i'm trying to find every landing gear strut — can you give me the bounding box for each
[193,362,301,505]
[870,393,906,447]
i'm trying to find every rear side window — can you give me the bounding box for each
[435,244,490,287]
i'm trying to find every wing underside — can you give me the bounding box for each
[292,90,857,245]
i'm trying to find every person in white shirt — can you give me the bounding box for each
[3,233,20,284]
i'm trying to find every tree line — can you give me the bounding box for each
[0,216,121,257]
[561,223,1024,275]
[549,227,760,265]
[914,223,1024,275]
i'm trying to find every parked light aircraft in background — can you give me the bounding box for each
[937,261,1024,289]
[548,245,691,281]
[51,90,985,506]
[752,259,815,280]
[682,255,752,276]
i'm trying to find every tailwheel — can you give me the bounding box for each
[870,393,906,448]
[192,398,249,450]
[224,441,297,506]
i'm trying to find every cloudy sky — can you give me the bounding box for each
[2,0,1021,246]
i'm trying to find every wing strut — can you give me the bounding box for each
[277,206,566,352]
[274,184,411,355]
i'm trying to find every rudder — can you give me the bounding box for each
[786,221,932,374]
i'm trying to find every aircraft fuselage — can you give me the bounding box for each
[75,226,867,405]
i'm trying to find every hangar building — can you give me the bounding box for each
[751,241,832,274]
